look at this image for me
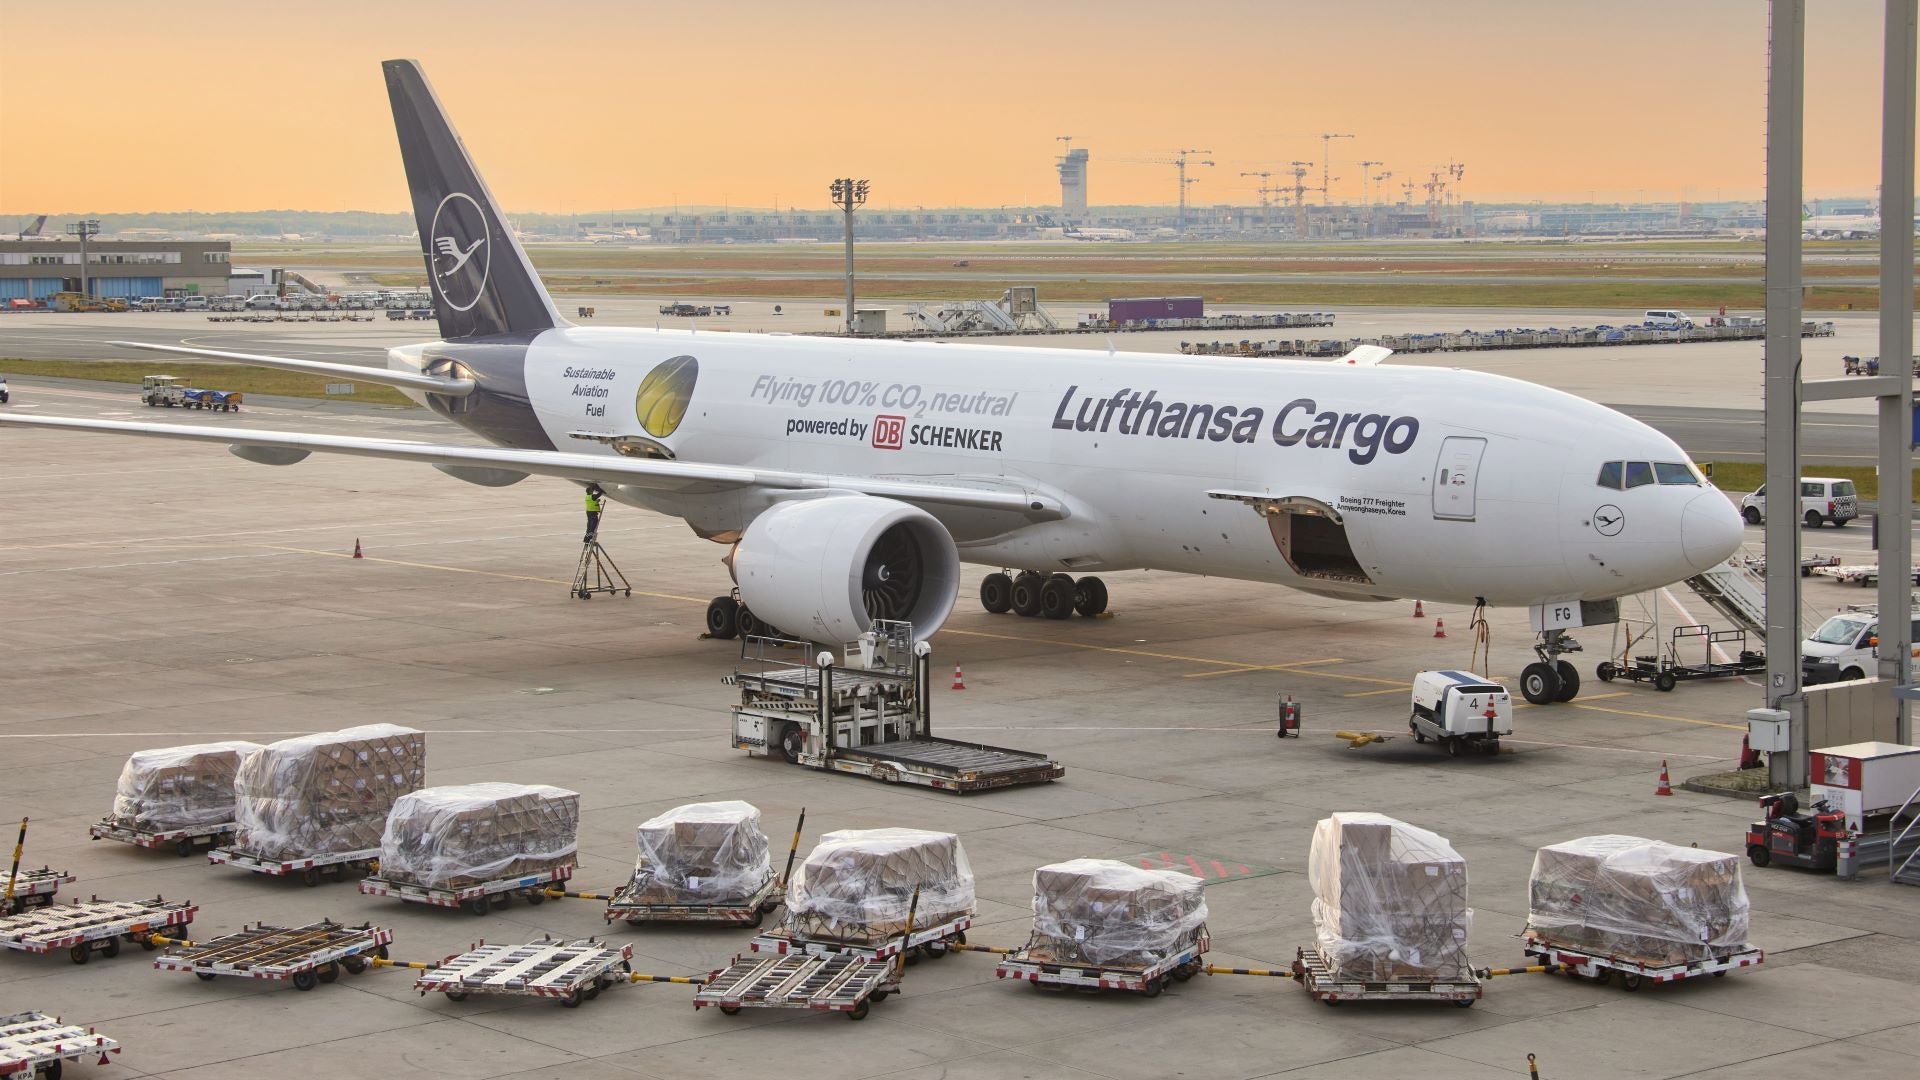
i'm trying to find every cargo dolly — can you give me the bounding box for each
[207,846,379,887]
[729,620,1064,793]
[1521,934,1764,991]
[359,865,573,916]
[413,937,633,1007]
[0,1012,121,1079]
[0,896,195,965]
[995,933,1209,996]
[693,949,898,1021]
[1291,947,1482,1007]
[152,919,393,991]
[1595,624,1765,692]
[602,808,804,928]
[3,870,73,916]
[747,912,973,963]
[89,818,235,858]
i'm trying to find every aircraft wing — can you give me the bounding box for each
[0,414,1068,520]
[108,341,474,396]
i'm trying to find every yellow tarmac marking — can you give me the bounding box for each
[1513,691,1630,709]
[938,626,1323,670]
[259,544,710,604]
[1568,701,1745,731]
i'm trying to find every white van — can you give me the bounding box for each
[244,294,283,311]
[1740,477,1859,527]
[1644,309,1694,329]
[1803,609,1920,682]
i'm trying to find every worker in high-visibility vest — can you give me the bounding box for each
[583,484,605,542]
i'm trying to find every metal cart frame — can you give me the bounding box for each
[153,920,393,991]
[207,846,379,887]
[0,896,196,965]
[0,1012,121,1078]
[359,866,573,916]
[413,938,634,1007]
[2,870,73,915]
[90,819,234,858]
[1523,935,1765,991]
[604,874,782,927]
[995,934,1209,996]
[1292,947,1482,1007]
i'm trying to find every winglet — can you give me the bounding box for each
[1337,345,1393,367]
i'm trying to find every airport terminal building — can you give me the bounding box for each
[0,239,233,301]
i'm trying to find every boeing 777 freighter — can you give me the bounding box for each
[0,60,1745,706]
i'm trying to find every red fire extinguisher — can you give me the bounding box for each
[1277,695,1302,739]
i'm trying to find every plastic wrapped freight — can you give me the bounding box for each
[379,783,580,889]
[784,828,974,944]
[629,801,772,904]
[232,724,426,860]
[1528,835,1749,965]
[1028,859,1207,967]
[110,741,263,831]
[1308,812,1473,982]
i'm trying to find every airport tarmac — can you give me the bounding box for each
[2,379,1917,1079]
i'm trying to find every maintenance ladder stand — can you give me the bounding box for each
[572,535,631,600]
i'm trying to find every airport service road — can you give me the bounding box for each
[2,410,1918,1080]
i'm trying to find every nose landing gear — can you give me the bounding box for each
[1519,630,1584,705]
[981,571,1109,619]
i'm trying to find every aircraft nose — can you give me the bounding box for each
[1682,492,1743,572]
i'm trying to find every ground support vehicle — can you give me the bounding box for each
[604,874,782,927]
[1812,564,1920,588]
[1596,624,1765,692]
[140,375,184,407]
[89,818,233,858]
[1746,791,1852,871]
[994,934,1208,997]
[1291,947,1481,1007]
[0,1012,120,1078]
[359,865,572,916]
[414,937,633,1006]
[1407,671,1512,757]
[207,846,379,887]
[0,896,195,964]
[748,913,973,963]
[153,919,392,991]
[729,621,1064,793]
[180,388,241,412]
[693,950,898,1021]
[1522,934,1763,991]
[2,869,73,915]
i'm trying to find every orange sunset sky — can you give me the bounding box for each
[0,0,1910,213]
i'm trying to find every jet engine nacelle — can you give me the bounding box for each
[733,495,961,644]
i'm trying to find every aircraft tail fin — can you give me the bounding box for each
[383,59,564,341]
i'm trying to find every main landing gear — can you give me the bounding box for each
[1518,629,1583,706]
[704,591,783,641]
[979,571,1109,620]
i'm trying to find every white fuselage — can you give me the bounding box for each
[394,327,1742,608]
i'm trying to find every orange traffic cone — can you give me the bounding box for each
[352,538,364,559]
[951,663,966,690]
[1412,599,1424,618]
[1433,618,1446,639]
[1654,760,1674,796]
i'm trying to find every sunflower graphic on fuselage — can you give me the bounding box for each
[635,355,697,438]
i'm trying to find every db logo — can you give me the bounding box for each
[872,415,905,450]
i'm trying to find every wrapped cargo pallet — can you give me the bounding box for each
[232,724,426,860]
[110,741,263,831]
[784,828,974,944]
[1027,859,1207,967]
[1528,835,1749,966]
[379,783,580,889]
[1308,812,1473,982]
[629,801,772,905]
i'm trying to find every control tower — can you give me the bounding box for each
[1057,148,1089,216]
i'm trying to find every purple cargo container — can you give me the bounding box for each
[1108,297,1203,323]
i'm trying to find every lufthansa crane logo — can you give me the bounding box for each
[1592,503,1625,536]
[428,192,490,312]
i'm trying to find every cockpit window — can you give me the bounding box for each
[1624,461,1655,488]
[1597,461,1623,489]
[1654,462,1698,486]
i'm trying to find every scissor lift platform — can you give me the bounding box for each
[0,896,195,964]
[694,950,898,1020]
[153,919,393,991]
[414,938,634,1007]
[0,1012,121,1078]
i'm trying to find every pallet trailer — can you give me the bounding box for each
[1291,947,1482,1007]
[747,913,973,962]
[413,937,634,1007]
[604,874,783,927]
[359,865,572,916]
[693,950,898,1020]
[1521,935,1764,991]
[3,870,73,915]
[207,846,379,887]
[0,1012,120,1079]
[0,896,195,965]
[89,819,234,858]
[994,934,1209,996]
[152,919,393,991]
[1812,564,1920,588]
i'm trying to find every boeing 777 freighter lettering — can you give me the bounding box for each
[0,60,1745,707]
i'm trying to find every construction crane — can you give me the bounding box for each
[1356,161,1384,208]
[1423,167,1448,229]
[1288,161,1314,237]
[1239,171,1279,228]
[1318,133,1354,205]
[1113,150,1214,232]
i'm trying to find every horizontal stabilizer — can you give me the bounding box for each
[109,341,474,397]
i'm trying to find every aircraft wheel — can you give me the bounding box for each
[1519,662,1561,705]
[705,596,740,639]
[1009,573,1045,617]
[1072,576,1109,617]
[979,573,1013,614]
[1038,576,1075,620]
[737,608,763,638]
[1554,661,1581,702]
